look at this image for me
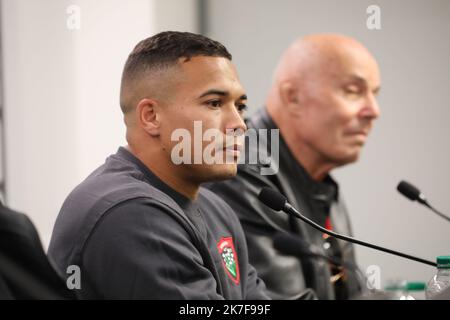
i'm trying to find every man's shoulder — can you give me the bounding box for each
[62,151,180,215]
[0,205,33,237]
[0,205,44,257]
[57,155,185,226]
[48,152,184,267]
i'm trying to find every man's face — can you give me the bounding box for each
[158,56,247,183]
[296,46,381,166]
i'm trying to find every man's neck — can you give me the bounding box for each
[286,142,335,181]
[125,144,200,200]
[267,107,335,182]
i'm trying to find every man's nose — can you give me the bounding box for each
[360,93,381,120]
[225,106,247,134]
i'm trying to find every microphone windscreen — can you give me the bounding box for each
[258,187,287,211]
[397,180,421,201]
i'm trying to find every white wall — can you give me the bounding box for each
[206,0,450,288]
[2,0,198,248]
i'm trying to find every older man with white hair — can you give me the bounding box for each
[209,33,381,300]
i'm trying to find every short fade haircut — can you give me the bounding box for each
[120,31,232,114]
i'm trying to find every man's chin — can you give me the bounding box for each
[328,148,361,167]
[338,151,361,166]
[201,163,238,182]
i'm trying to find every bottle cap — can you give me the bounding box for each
[437,255,450,268]
[406,282,426,291]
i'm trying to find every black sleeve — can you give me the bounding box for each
[0,206,76,299]
[0,273,14,299]
[81,198,224,299]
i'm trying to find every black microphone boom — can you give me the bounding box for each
[274,232,343,267]
[397,180,450,222]
[258,187,436,267]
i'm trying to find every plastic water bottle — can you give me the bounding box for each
[426,255,450,300]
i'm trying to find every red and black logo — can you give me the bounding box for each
[217,237,240,285]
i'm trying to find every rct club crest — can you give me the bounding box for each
[217,237,240,285]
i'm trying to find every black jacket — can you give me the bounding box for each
[0,204,75,299]
[208,108,364,300]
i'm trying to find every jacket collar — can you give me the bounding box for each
[116,147,195,210]
[246,107,339,207]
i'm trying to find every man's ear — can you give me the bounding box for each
[136,98,161,136]
[279,81,301,115]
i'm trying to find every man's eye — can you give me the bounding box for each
[237,104,248,112]
[346,88,359,94]
[345,85,362,95]
[207,100,222,108]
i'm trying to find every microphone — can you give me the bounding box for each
[258,187,436,267]
[397,180,450,222]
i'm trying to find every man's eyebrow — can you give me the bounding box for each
[346,74,366,84]
[198,89,247,100]
[198,89,228,99]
